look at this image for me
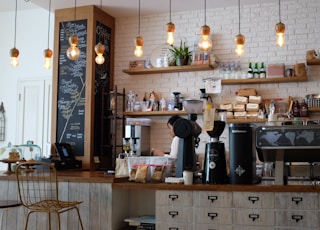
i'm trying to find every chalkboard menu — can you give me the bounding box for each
[94,22,112,157]
[56,19,87,157]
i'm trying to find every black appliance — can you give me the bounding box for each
[174,99,203,177]
[229,123,256,184]
[52,143,82,170]
[202,118,228,184]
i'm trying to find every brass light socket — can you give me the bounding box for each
[166,22,175,33]
[94,42,105,55]
[234,34,246,45]
[69,34,79,46]
[135,35,144,46]
[200,25,211,36]
[44,48,53,58]
[275,22,285,34]
[10,47,19,58]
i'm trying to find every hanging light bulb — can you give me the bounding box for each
[10,47,19,67]
[95,42,105,65]
[134,0,144,57]
[198,0,212,52]
[43,49,53,69]
[10,0,19,67]
[134,35,144,57]
[94,0,106,65]
[43,0,53,69]
[67,34,80,60]
[67,0,80,60]
[166,0,175,45]
[234,0,245,56]
[275,0,285,47]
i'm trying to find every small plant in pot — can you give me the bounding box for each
[169,40,192,66]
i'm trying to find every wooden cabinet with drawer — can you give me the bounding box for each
[275,192,320,229]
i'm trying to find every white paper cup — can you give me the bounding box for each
[183,170,193,185]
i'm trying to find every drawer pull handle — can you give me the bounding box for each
[208,212,218,220]
[169,211,179,218]
[292,215,303,222]
[248,196,259,204]
[292,197,303,204]
[168,194,179,201]
[249,214,259,221]
[208,195,218,203]
[169,228,179,230]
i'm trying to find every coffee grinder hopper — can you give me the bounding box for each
[207,109,227,142]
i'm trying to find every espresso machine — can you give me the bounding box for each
[174,99,203,177]
[202,110,228,184]
[125,124,150,156]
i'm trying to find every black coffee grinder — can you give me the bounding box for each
[202,110,228,184]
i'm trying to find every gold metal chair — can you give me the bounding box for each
[16,162,84,230]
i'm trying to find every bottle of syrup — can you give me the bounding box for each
[299,99,308,117]
[292,100,300,117]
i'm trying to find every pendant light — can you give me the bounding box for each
[66,0,81,60]
[134,0,144,57]
[198,0,212,53]
[9,0,19,67]
[234,0,245,56]
[166,0,175,45]
[44,0,53,69]
[275,0,285,47]
[94,0,106,65]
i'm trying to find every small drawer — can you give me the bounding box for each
[194,223,232,230]
[194,207,232,225]
[156,222,193,230]
[275,210,320,228]
[156,190,193,207]
[275,192,318,210]
[193,191,232,208]
[233,192,274,208]
[156,206,193,223]
[233,208,275,226]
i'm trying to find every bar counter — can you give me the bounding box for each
[1,170,320,192]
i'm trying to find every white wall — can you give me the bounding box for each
[0,8,54,147]
[113,0,320,154]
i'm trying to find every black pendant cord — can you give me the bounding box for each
[204,0,207,25]
[238,0,241,34]
[169,0,172,22]
[138,0,141,35]
[13,0,18,48]
[278,0,282,22]
[47,0,52,49]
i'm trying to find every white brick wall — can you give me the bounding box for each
[114,0,320,154]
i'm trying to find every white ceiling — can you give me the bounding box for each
[1,0,278,18]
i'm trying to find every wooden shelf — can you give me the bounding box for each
[308,107,320,112]
[221,75,307,85]
[124,110,188,117]
[306,59,320,65]
[122,64,214,75]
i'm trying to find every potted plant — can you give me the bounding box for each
[169,40,192,66]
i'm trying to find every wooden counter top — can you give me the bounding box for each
[1,170,319,192]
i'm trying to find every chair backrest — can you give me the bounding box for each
[16,162,59,208]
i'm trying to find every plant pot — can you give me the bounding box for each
[176,56,188,66]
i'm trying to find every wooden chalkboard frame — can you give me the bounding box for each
[52,6,115,169]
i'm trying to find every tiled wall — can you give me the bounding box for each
[113,0,320,154]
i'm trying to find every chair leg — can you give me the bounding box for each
[48,212,51,230]
[75,207,84,230]
[57,213,61,230]
[24,211,33,230]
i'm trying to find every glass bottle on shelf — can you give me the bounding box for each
[253,63,260,78]
[247,62,253,79]
[260,62,266,78]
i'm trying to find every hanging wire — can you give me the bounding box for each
[204,0,207,25]
[169,0,172,22]
[47,0,52,48]
[238,0,241,34]
[100,0,102,9]
[138,0,141,35]
[13,0,18,47]
[74,0,77,21]
[278,0,281,22]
